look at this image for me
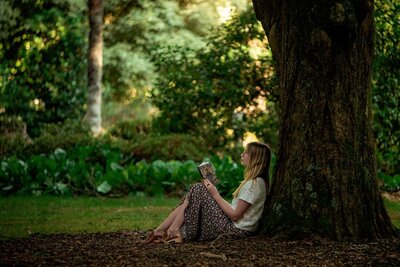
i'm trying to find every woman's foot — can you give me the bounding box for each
[141,230,166,244]
[165,229,184,244]
[165,232,183,244]
[153,228,166,237]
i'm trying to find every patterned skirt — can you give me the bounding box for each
[180,183,250,242]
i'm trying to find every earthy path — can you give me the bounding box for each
[1,231,399,266]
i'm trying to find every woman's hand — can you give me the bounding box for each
[202,178,250,221]
[202,178,219,197]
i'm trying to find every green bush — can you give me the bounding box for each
[0,134,28,158]
[131,134,209,162]
[0,116,31,157]
[0,2,87,137]
[107,118,152,141]
[0,151,243,198]
[0,119,133,161]
[23,120,93,157]
[373,0,400,177]
[1,117,210,167]
[379,172,400,192]
[151,8,278,151]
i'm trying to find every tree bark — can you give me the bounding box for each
[84,0,103,135]
[253,0,397,240]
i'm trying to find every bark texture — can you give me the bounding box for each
[253,0,397,240]
[84,0,103,135]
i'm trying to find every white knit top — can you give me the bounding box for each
[230,177,266,232]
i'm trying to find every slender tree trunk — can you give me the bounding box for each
[253,0,397,240]
[84,0,103,135]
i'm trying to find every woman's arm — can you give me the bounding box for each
[203,179,251,221]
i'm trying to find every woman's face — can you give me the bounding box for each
[241,149,250,166]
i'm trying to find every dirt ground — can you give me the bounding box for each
[1,231,399,266]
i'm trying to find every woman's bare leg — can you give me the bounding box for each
[166,198,189,236]
[153,198,187,236]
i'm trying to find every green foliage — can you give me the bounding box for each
[0,116,208,164]
[107,118,151,141]
[151,8,278,150]
[23,120,94,157]
[101,97,156,129]
[102,0,208,101]
[1,145,122,196]
[0,152,243,198]
[0,0,87,137]
[1,0,252,137]
[379,172,400,192]
[0,118,222,197]
[1,0,398,193]
[103,43,156,101]
[373,0,400,176]
[206,155,244,196]
[131,134,208,162]
[0,115,31,157]
[383,198,400,229]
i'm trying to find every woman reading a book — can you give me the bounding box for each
[142,141,271,244]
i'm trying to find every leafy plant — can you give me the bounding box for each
[151,8,278,151]
[0,150,244,197]
[131,133,208,162]
[0,1,87,137]
[379,172,400,192]
[107,118,151,141]
[373,0,400,176]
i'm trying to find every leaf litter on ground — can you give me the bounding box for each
[1,230,399,266]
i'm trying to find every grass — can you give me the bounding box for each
[0,196,180,239]
[384,198,400,228]
[0,196,399,239]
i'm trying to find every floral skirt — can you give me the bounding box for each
[180,183,250,242]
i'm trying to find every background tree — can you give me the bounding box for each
[252,0,397,240]
[84,0,103,135]
[101,0,249,126]
[0,0,87,137]
[151,8,278,152]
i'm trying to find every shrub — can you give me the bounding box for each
[0,116,31,157]
[0,150,243,198]
[131,134,208,162]
[0,2,87,137]
[151,8,278,151]
[107,118,152,141]
[379,172,400,192]
[22,120,94,158]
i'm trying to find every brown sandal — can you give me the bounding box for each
[165,233,183,244]
[141,231,166,244]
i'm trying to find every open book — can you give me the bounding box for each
[197,161,220,185]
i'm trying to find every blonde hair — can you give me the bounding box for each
[232,142,271,198]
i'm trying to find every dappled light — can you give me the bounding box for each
[217,4,234,23]
[242,132,259,147]
[0,0,399,265]
[0,0,398,214]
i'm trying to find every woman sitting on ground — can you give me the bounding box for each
[142,141,271,243]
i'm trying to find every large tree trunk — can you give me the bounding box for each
[84,0,103,135]
[253,0,397,240]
